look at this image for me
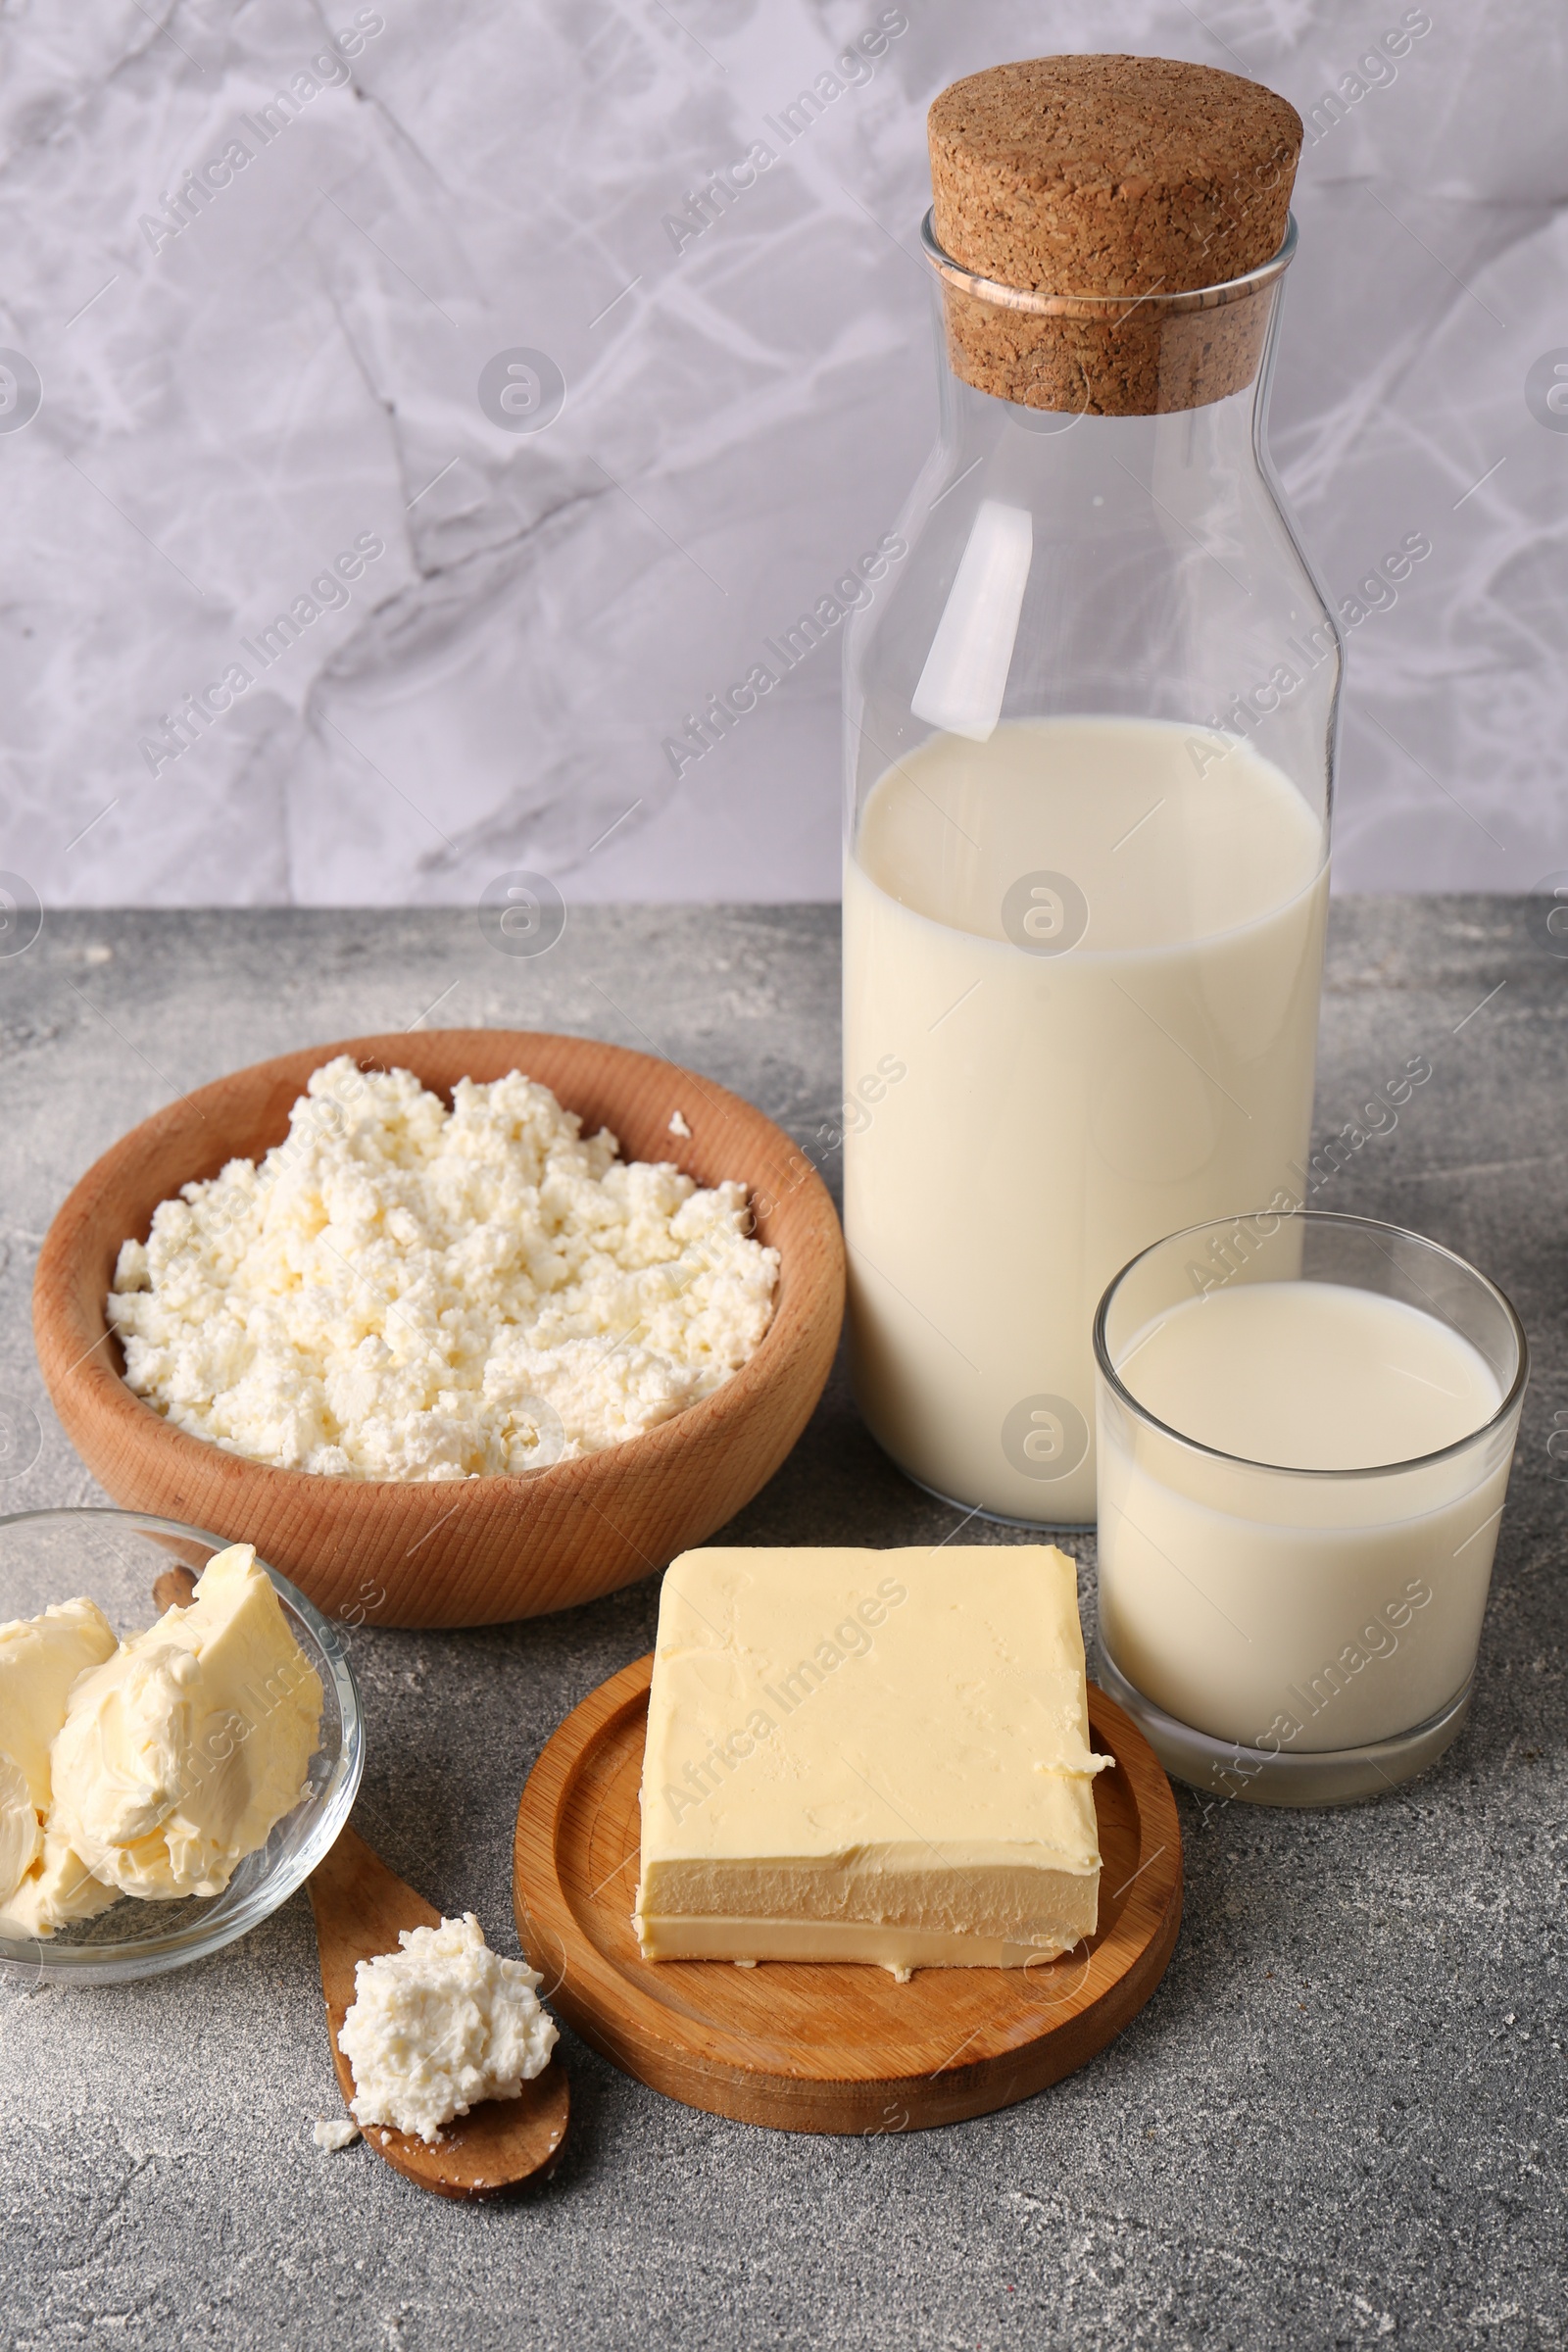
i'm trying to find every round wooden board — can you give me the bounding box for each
[514,1654,1183,2135]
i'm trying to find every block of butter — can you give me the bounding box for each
[634,1544,1111,1974]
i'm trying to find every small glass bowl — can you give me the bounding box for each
[0,1508,363,1985]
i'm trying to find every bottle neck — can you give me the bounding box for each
[845,257,1337,833]
[929,271,1284,501]
[923,207,1296,426]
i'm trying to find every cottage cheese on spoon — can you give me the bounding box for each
[338,1913,558,2144]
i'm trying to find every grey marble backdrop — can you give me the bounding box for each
[1,0,1564,910]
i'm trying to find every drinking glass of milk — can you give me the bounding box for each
[1094,1211,1527,1806]
[843,59,1338,1526]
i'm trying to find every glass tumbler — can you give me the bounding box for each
[843,213,1341,1529]
[1093,1212,1528,1807]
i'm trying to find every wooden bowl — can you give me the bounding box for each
[33,1031,844,1629]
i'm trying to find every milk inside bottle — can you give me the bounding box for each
[844,718,1328,1524]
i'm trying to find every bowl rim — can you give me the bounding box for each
[0,1506,365,1986]
[33,1026,842,1510]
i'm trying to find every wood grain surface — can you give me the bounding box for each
[32,1029,845,1628]
[513,1654,1183,2135]
[309,1822,569,2201]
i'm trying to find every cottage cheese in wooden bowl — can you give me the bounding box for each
[34,1031,845,1629]
[109,1056,780,1482]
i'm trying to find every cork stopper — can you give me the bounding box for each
[927,56,1302,415]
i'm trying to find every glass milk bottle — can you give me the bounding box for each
[843,56,1340,1527]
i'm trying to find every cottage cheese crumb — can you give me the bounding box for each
[313,2117,361,2152]
[337,1913,558,2144]
[109,1056,779,1480]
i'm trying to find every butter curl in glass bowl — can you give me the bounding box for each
[0,1508,362,1987]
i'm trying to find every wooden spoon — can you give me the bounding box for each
[150,1563,568,2198]
[308,1823,570,2201]
[152,1564,200,1612]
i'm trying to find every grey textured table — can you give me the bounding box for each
[2,902,1564,2351]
